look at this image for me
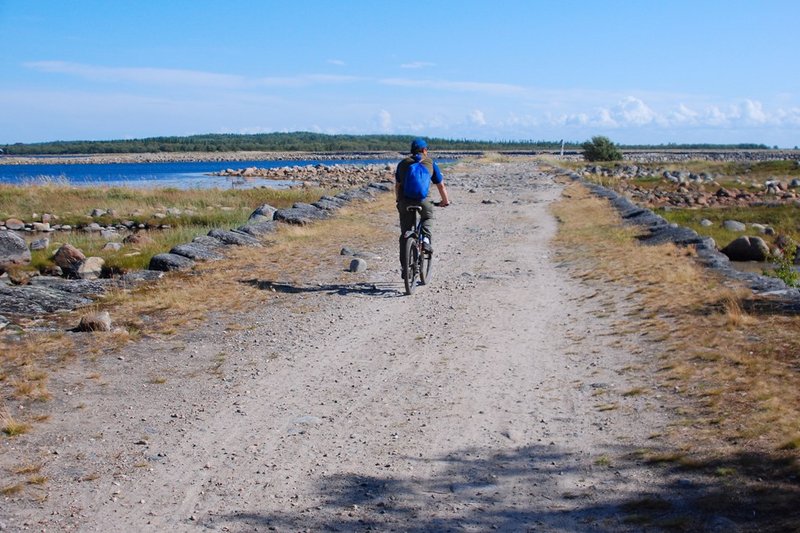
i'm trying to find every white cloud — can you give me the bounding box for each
[25,61,245,88]
[400,61,436,69]
[468,109,486,126]
[379,77,524,96]
[615,96,656,125]
[376,109,392,132]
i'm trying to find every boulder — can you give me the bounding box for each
[5,219,25,231]
[170,242,225,261]
[207,228,262,246]
[77,257,105,280]
[32,222,51,232]
[123,232,154,246]
[349,258,367,273]
[273,203,329,225]
[720,236,770,261]
[0,284,93,315]
[30,237,50,251]
[237,220,279,237]
[149,253,195,272]
[76,311,112,332]
[722,220,746,232]
[248,203,277,222]
[0,231,32,273]
[102,242,123,251]
[53,243,86,276]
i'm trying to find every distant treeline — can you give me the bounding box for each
[0,132,772,155]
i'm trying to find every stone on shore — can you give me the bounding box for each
[53,243,86,276]
[149,253,195,272]
[720,236,770,261]
[248,204,277,222]
[77,257,105,280]
[0,231,32,273]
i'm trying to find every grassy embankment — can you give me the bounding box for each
[0,183,329,272]
[551,178,800,527]
[562,159,800,245]
[0,183,394,442]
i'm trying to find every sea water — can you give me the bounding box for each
[0,159,397,189]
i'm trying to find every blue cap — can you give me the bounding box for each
[410,138,428,153]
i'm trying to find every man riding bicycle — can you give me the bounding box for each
[395,138,450,277]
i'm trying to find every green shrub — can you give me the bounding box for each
[582,136,623,162]
[767,243,799,287]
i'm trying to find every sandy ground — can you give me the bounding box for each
[2,161,708,531]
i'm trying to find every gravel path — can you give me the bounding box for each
[2,161,693,532]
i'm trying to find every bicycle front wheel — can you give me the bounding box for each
[403,236,419,295]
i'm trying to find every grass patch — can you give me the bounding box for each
[552,179,800,511]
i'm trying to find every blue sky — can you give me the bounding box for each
[1,0,799,146]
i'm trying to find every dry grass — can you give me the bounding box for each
[551,181,800,470]
[1,193,395,430]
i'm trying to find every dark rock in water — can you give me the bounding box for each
[721,236,770,261]
[170,242,225,261]
[274,203,329,225]
[0,231,32,273]
[238,220,279,237]
[149,253,195,272]
[207,228,262,246]
[0,284,93,315]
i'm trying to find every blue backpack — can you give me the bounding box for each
[403,157,431,200]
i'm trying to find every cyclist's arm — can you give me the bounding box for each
[435,182,450,206]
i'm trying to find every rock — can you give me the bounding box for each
[77,257,105,280]
[789,178,800,189]
[102,242,123,251]
[90,208,107,217]
[722,220,746,232]
[237,220,279,237]
[207,229,262,246]
[76,311,112,332]
[248,204,277,222]
[0,284,93,315]
[700,219,714,227]
[0,231,32,272]
[341,247,356,256]
[750,223,767,234]
[84,222,103,232]
[8,268,35,285]
[53,243,86,276]
[166,207,182,216]
[273,203,329,225]
[170,242,225,261]
[30,237,50,251]
[5,218,25,231]
[32,222,51,232]
[149,253,195,272]
[312,197,347,211]
[123,232,154,246]
[720,236,770,261]
[349,258,367,273]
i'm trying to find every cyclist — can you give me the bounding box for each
[395,138,450,277]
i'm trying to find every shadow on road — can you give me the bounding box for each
[217,442,800,531]
[242,278,402,298]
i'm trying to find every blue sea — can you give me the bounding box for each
[0,158,397,189]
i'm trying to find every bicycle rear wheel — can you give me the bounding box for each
[403,236,419,295]
[419,250,433,285]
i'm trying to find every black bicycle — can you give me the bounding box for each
[402,205,433,295]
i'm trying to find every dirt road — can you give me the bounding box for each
[3,161,698,531]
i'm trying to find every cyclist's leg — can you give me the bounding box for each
[397,198,417,274]
[419,198,435,243]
